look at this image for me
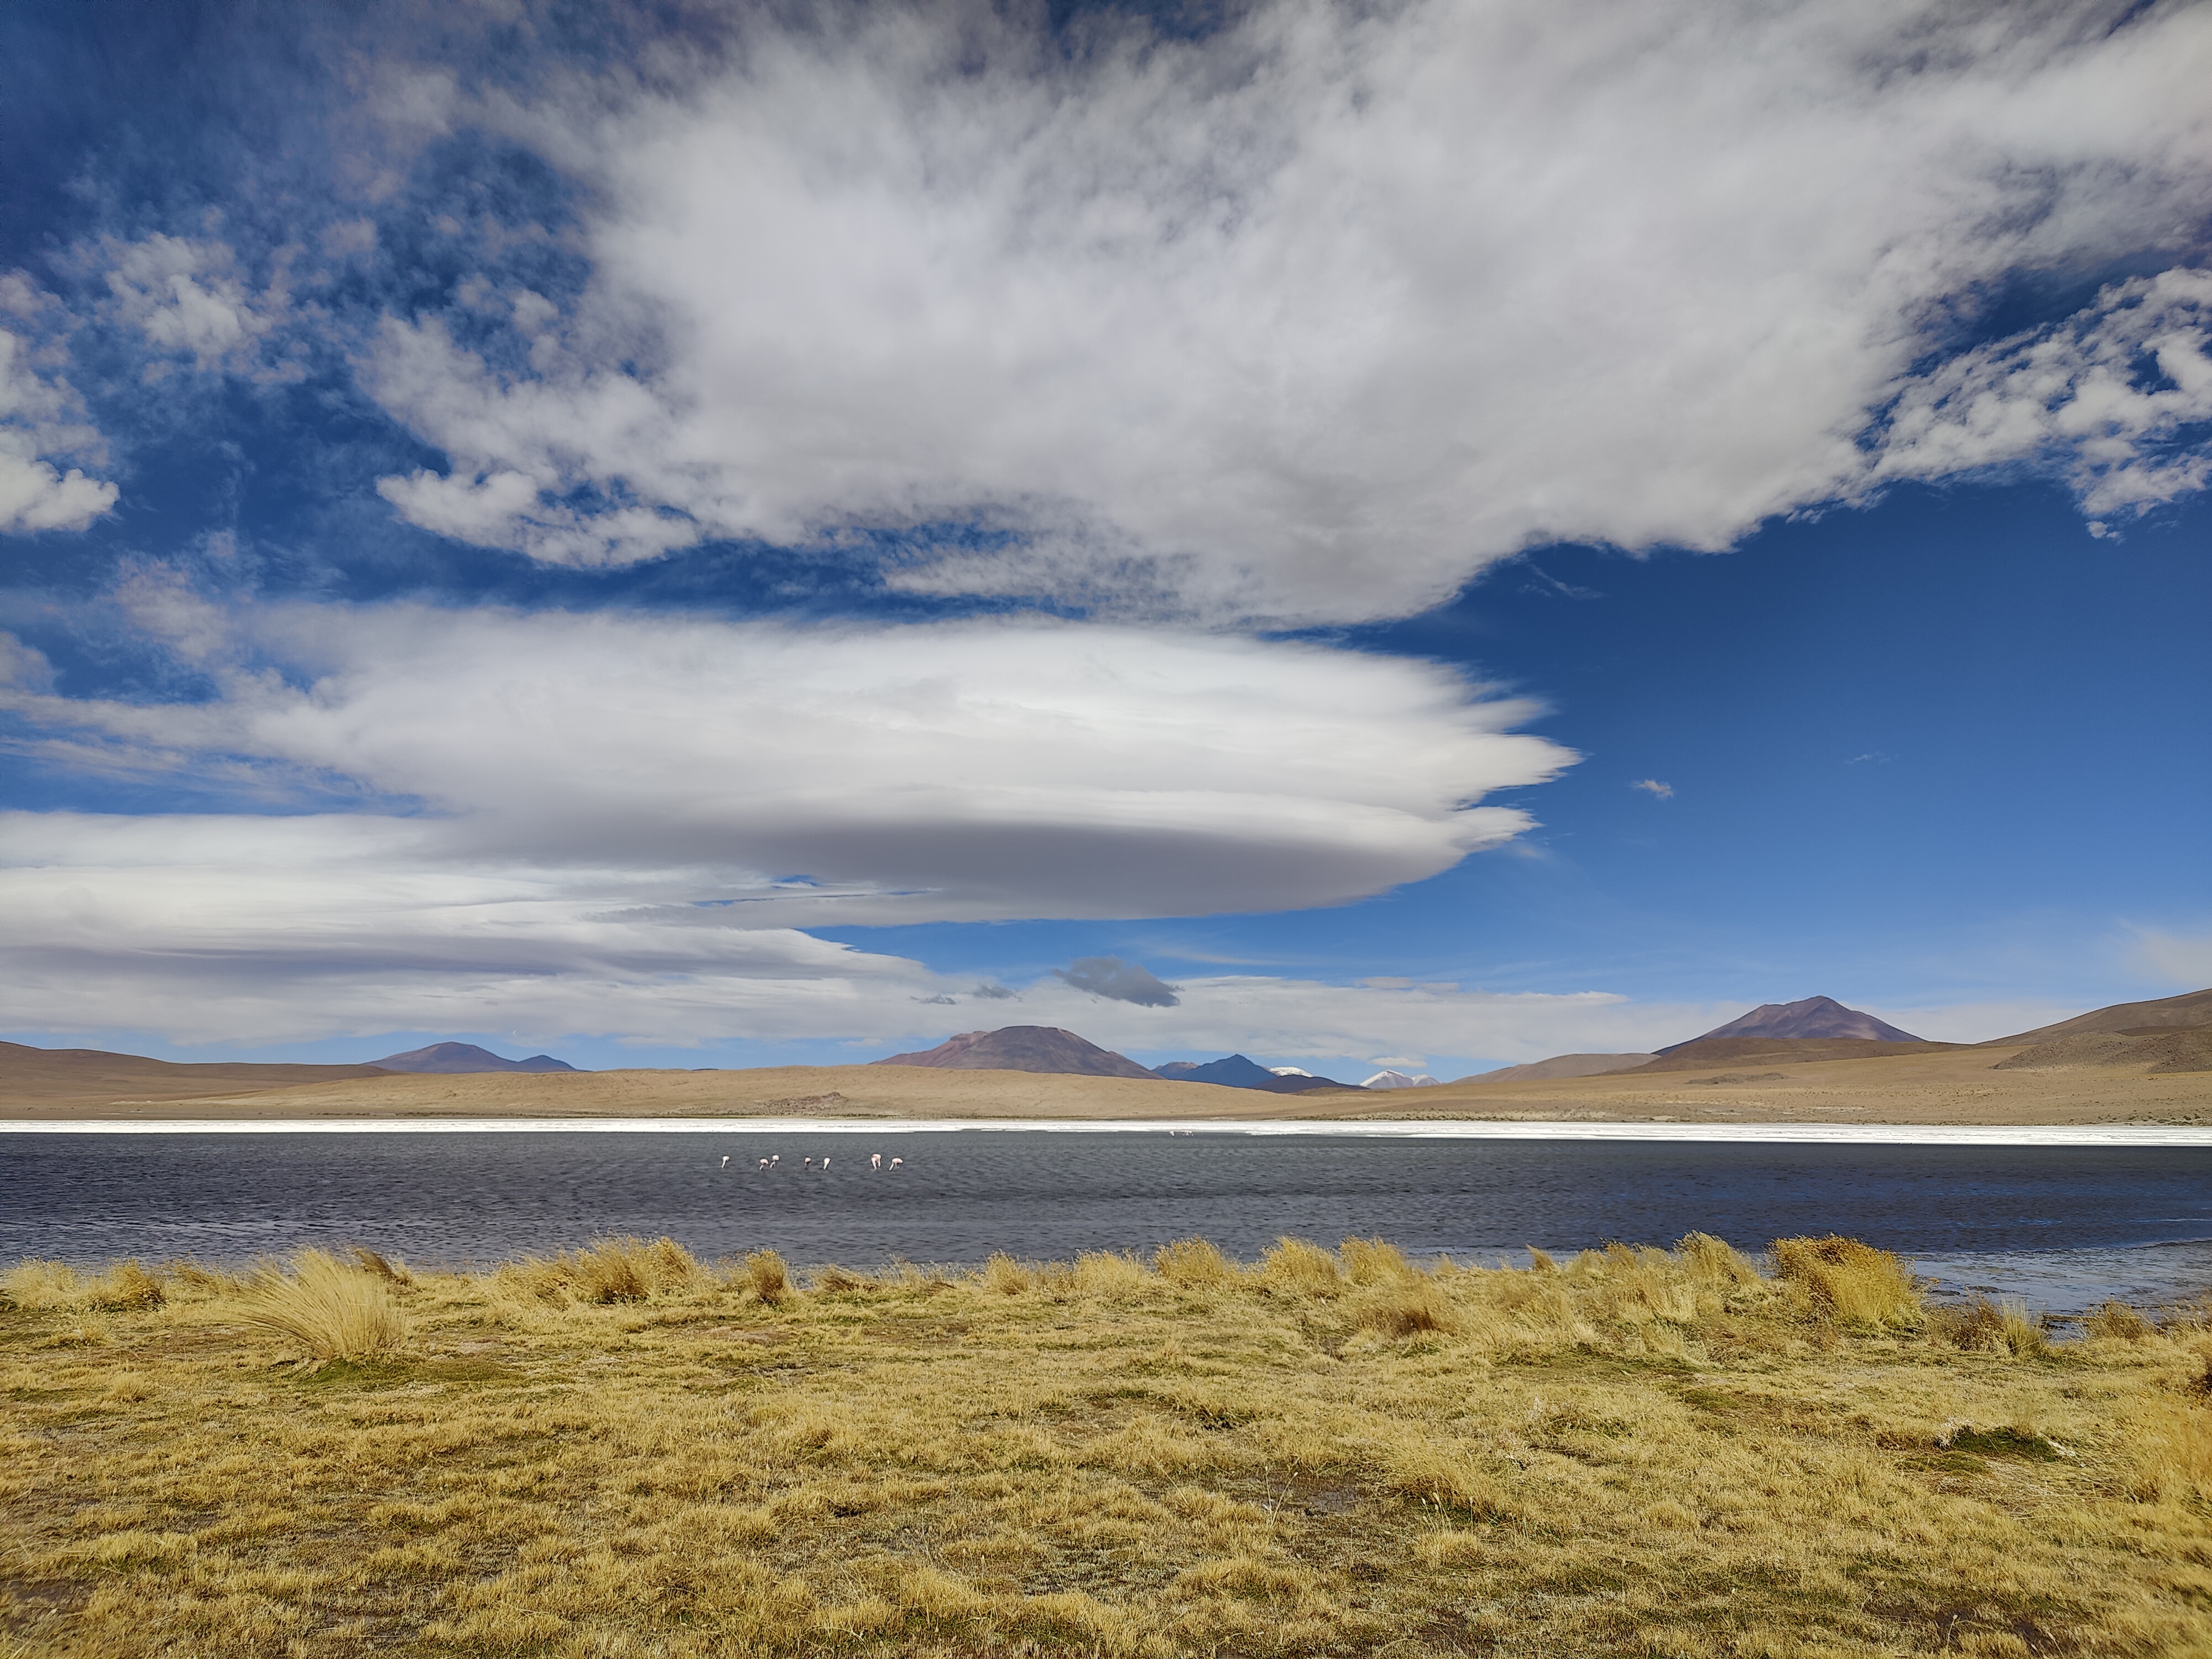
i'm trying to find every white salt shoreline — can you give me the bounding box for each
[6,1117,2212,1146]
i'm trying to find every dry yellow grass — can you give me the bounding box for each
[3,1235,2210,1656]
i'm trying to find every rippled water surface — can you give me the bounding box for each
[4,1131,2209,1312]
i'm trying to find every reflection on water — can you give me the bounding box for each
[4,1130,2209,1314]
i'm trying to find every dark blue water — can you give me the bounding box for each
[5,1131,2211,1310]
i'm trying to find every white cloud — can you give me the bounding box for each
[1630,779,1674,799]
[0,810,948,1045]
[0,802,1722,1055]
[355,0,2212,620]
[100,234,290,378]
[0,304,117,535]
[0,601,1576,1041]
[1875,267,2212,517]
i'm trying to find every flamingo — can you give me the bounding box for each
[889,1156,903,1170]
[721,1155,729,1168]
[870,1152,882,1171]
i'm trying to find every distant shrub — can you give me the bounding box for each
[811,1265,878,1294]
[1771,1235,1921,1327]
[1154,1238,1239,1288]
[234,1249,408,1363]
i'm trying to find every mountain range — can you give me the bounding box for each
[369,1042,577,1074]
[1467,995,1932,1083]
[1154,1053,1355,1092]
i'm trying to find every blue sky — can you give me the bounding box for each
[2,0,2208,1079]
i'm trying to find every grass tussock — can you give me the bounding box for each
[232,1248,409,1363]
[501,1235,708,1305]
[2084,1299,2155,1340]
[1153,1237,1238,1287]
[1929,1296,2050,1358]
[1,1257,165,1312]
[5,1229,2209,1658]
[743,1248,791,1303]
[1771,1233,1923,1327]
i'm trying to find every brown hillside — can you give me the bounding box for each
[0,1041,390,1108]
[1991,987,2212,1044]
[1622,1037,1965,1074]
[1456,1053,1655,1085]
[1992,1027,2212,1075]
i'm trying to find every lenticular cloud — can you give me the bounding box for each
[359,0,2212,621]
[0,602,1573,1042]
[2,603,1569,926]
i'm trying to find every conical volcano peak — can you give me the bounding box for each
[1660,997,1920,1053]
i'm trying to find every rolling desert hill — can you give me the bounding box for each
[1625,1037,1965,1075]
[1456,1053,1656,1085]
[6,989,2210,1124]
[1656,995,1920,1052]
[1978,988,2212,1076]
[871,1026,1159,1080]
[0,1041,392,1107]
[1992,987,2212,1042]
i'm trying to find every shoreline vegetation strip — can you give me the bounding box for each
[11,1117,2212,1143]
[4,1233,2210,1656]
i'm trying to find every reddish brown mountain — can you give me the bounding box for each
[1658,995,1919,1053]
[872,1026,1159,1081]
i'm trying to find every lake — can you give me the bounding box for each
[6,1126,2210,1313]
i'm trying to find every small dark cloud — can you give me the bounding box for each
[1052,955,1181,1008]
[971,983,1015,1000]
[914,994,957,1005]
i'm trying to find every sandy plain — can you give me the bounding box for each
[7,1042,2211,1125]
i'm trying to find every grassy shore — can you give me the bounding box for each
[4,1237,2210,1657]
